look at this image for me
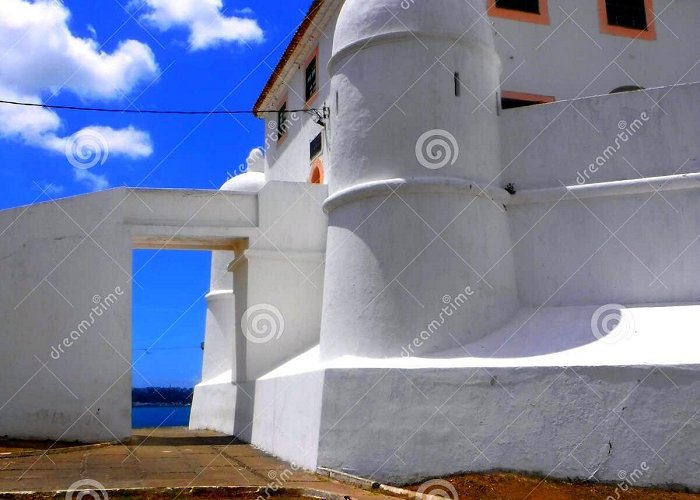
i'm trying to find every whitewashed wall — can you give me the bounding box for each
[493,0,700,100]
[264,12,339,184]
[503,82,700,307]
[263,0,700,184]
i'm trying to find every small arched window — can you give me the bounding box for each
[309,158,324,185]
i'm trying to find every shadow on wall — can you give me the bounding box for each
[424,304,636,359]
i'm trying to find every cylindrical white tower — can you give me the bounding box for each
[190,150,267,433]
[320,0,520,360]
[200,150,267,381]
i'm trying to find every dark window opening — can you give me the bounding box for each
[310,133,323,160]
[305,56,318,102]
[605,0,648,30]
[454,72,461,97]
[277,103,288,139]
[495,0,540,14]
[610,85,645,94]
[501,96,548,110]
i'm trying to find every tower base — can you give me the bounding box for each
[224,303,700,490]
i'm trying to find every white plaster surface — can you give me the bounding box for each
[3,0,700,491]
[0,185,322,443]
[491,0,700,100]
[317,364,700,488]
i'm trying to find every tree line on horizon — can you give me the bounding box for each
[132,387,193,406]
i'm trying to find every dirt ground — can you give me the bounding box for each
[408,472,700,500]
[0,439,87,455]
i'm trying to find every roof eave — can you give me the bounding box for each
[253,0,340,117]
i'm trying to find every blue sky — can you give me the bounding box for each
[0,0,312,388]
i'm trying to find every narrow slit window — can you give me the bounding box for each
[310,133,323,160]
[454,72,461,97]
[277,102,288,140]
[305,56,318,102]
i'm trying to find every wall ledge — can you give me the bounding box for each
[324,177,510,213]
[510,172,700,206]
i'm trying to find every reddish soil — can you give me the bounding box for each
[408,472,700,500]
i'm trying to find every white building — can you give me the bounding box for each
[255,0,700,186]
[2,0,700,490]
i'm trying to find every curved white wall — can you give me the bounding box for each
[319,0,520,360]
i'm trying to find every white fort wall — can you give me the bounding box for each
[261,0,700,185]
[0,185,327,443]
[493,0,700,100]
[263,11,338,184]
[502,82,700,307]
[226,0,700,488]
[0,191,133,442]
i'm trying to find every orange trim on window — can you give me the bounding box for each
[501,91,555,104]
[309,157,324,184]
[304,46,320,109]
[487,0,550,25]
[598,0,656,41]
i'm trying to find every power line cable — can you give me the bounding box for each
[134,346,202,351]
[0,99,320,116]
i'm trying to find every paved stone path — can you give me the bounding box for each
[0,428,393,498]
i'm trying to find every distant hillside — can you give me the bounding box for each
[132,387,193,406]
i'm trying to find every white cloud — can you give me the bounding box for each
[0,0,159,187]
[51,126,154,159]
[0,0,158,99]
[138,0,264,50]
[73,169,110,192]
[38,182,65,196]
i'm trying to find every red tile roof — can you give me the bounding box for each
[253,0,327,115]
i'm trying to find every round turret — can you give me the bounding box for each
[210,148,267,292]
[333,0,491,55]
[220,148,267,194]
[327,0,503,196]
[318,0,519,361]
